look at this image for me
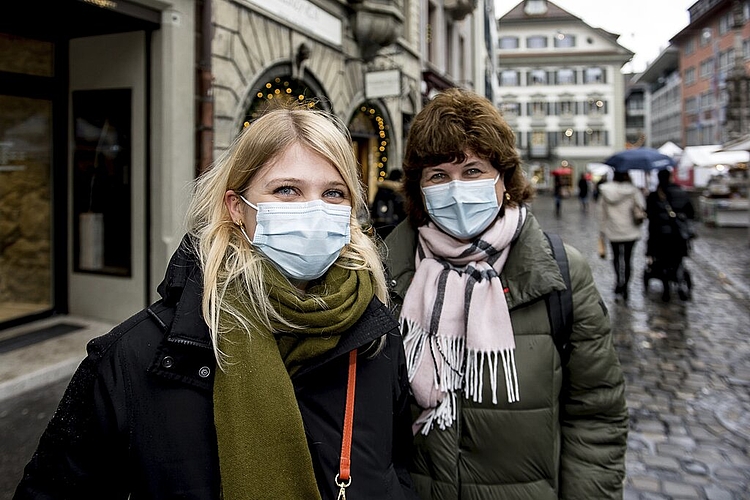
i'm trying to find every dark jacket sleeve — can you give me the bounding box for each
[13,336,129,499]
[559,245,629,500]
[388,331,420,500]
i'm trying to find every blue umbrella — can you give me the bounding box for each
[603,148,675,172]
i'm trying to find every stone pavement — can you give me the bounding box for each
[1,192,749,499]
[531,193,750,500]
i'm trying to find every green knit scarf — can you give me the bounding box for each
[213,264,374,500]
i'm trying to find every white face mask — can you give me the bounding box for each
[421,175,501,239]
[239,196,351,281]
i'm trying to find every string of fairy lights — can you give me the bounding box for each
[243,77,391,183]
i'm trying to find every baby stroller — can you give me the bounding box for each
[643,255,692,302]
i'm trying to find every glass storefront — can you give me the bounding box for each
[0,95,53,323]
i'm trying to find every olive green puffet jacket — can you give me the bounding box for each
[383,213,628,500]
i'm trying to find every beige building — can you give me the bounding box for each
[0,0,491,331]
[496,0,633,190]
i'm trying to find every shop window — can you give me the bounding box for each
[72,89,132,276]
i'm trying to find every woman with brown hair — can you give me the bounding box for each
[383,88,628,500]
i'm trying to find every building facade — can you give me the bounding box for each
[496,0,633,190]
[633,47,683,149]
[0,0,488,330]
[670,0,750,147]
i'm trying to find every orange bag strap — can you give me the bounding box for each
[334,349,357,499]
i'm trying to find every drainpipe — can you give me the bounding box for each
[197,0,213,175]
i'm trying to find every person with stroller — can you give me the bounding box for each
[646,168,695,302]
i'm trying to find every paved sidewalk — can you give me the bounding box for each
[531,193,750,500]
[1,192,749,500]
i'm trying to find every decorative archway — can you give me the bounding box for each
[347,102,392,205]
[241,64,330,129]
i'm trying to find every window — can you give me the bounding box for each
[500,101,521,117]
[526,35,547,49]
[719,49,735,72]
[720,13,731,35]
[586,97,606,115]
[744,39,750,60]
[560,128,576,146]
[584,128,607,146]
[528,100,547,116]
[554,33,575,48]
[499,36,519,49]
[700,58,714,79]
[556,68,576,84]
[700,27,712,47]
[684,67,696,86]
[558,100,575,116]
[584,67,604,84]
[529,69,547,85]
[700,91,714,110]
[500,70,519,86]
[685,97,698,114]
[685,37,696,56]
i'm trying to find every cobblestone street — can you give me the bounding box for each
[531,192,750,500]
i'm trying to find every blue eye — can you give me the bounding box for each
[324,189,346,200]
[274,185,297,196]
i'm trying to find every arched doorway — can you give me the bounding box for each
[241,65,330,128]
[348,102,391,206]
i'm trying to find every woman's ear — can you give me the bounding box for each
[224,190,243,224]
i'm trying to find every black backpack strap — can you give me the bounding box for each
[544,232,573,367]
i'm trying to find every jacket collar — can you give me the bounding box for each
[157,234,212,349]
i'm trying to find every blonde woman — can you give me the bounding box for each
[15,105,418,500]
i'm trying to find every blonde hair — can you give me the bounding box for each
[185,105,388,366]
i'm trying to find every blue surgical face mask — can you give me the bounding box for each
[421,175,501,239]
[238,196,351,281]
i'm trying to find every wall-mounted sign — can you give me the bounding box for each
[365,70,401,99]
[241,0,342,46]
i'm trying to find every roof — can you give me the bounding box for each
[679,145,750,167]
[497,0,631,55]
[633,46,680,84]
[499,0,581,22]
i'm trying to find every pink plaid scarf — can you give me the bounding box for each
[400,206,525,435]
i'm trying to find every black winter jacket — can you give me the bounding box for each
[14,238,418,500]
[646,183,695,259]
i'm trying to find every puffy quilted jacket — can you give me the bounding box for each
[383,212,628,500]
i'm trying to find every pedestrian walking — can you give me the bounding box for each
[598,170,646,304]
[553,173,564,216]
[383,88,628,500]
[645,168,696,302]
[577,172,590,212]
[13,105,419,500]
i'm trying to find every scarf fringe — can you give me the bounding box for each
[401,318,520,435]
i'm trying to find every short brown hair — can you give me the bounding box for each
[402,88,533,228]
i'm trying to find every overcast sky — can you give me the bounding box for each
[495,0,697,73]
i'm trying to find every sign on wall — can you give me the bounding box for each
[365,70,401,99]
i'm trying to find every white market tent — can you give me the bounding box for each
[658,141,683,158]
[677,145,750,187]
